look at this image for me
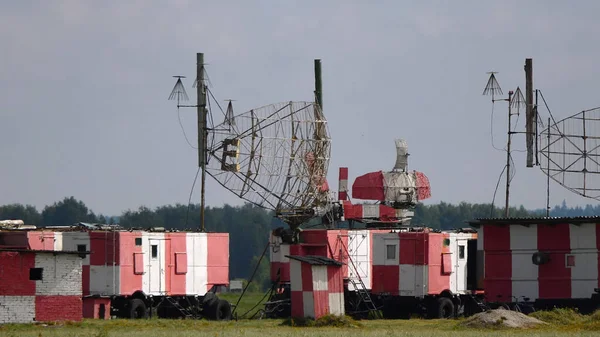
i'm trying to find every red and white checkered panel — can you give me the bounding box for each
[270,229,387,291]
[289,259,344,319]
[4,230,230,297]
[0,251,83,323]
[371,231,477,296]
[479,222,600,302]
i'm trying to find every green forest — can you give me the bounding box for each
[0,197,597,291]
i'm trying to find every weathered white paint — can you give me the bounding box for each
[34,253,82,296]
[302,291,314,318]
[61,232,90,265]
[290,260,302,292]
[569,223,598,299]
[53,232,63,250]
[399,264,426,297]
[328,292,344,315]
[269,234,290,264]
[347,230,371,290]
[311,265,328,291]
[510,225,539,301]
[362,205,380,218]
[0,296,35,323]
[186,233,208,295]
[372,233,399,266]
[89,265,120,295]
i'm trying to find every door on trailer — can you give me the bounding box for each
[148,239,166,294]
[453,238,469,293]
[348,231,370,290]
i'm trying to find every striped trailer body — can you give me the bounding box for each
[0,229,231,320]
[472,217,600,312]
[288,255,345,319]
[371,231,478,296]
[0,249,85,324]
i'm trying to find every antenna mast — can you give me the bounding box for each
[197,53,208,232]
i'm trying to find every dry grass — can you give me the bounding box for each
[0,306,599,337]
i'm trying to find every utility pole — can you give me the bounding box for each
[505,90,514,217]
[197,53,208,232]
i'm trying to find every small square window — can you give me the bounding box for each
[151,245,158,259]
[386,244,396,260]
[30,268,43,281]
[135,238,142,246]
[77,244,87,253]
[566,254,575,267]
[459,245,465,259]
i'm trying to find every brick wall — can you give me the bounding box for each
[35,296,82,321]
[34,253,82,296]
[0,296,35,323]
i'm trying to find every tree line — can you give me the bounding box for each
[0,196,596,291]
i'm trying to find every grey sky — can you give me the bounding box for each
[2,0,600,216]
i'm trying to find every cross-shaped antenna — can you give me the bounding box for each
[168,76,189,104]
[483,71,503,100]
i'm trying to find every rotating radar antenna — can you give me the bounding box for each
[539,107,600,201]
[168,54,331,230]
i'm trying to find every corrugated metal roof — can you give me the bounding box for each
[0,247,91,255]
[285,255,344,266]
[467,216,600,226]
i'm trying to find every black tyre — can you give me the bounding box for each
[205,299,232,320]
[129,298,148,319]
[435,297,455,319]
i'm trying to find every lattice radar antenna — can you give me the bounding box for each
[539,107,600,201]
[169,54,331,230]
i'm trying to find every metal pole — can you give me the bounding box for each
[197,53,208,232]
[525,58,534,167]
[314,59,322,109]
[546,118,551,217]
[505,91,513,217]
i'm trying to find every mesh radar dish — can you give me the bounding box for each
[539,107,600,200]
[206,100,331,223]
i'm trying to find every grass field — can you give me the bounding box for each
[0,294,598,337]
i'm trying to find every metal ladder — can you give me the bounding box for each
[337,234,382,319]
[164,296,195,318]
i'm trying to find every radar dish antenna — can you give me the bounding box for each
[539,107,600,201]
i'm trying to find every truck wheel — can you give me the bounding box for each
[205,299,232,320]
[435,297,455,319]
[129,298,148,319]
[216,299,232,321]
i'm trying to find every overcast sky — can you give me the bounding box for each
[2,0,600,216]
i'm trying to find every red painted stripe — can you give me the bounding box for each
[82,265,90,296]
[35,296,82,322]
[327,265,344,293]
[312,290,329,318]
[118,232,143,295]
[207,233,230,288]
[482,225,511,302]
[371,265,399,295]
[28,232,55,250]
[290,291,304,318]
[166,233,187,295]
[399,232,427,265]
[538,223,571,299]
[89,232,119,266]
[428,233,450,295]
[301,262,313,291]
[0,251,35,296]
